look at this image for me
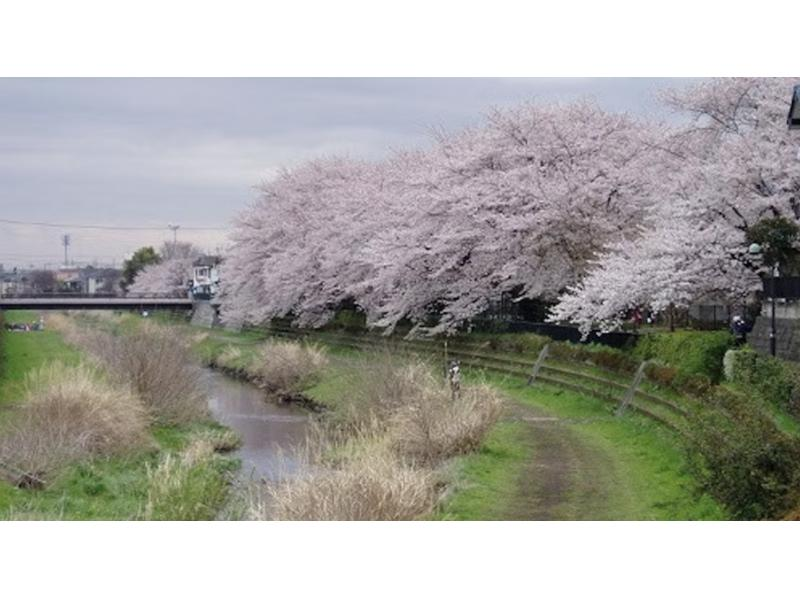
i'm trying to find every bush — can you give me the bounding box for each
[728,347,800,416]
[685,387,800,519]
[0,362,149,486]
[142,438,231,520]
[251,443,438,521]
[325,308,368,333]
[466,333,550,355]
[632,330,734,383]
[248,339,328,395]
[549,342,638,375]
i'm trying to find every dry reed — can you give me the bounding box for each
[0,362,149,485]
[249,339,329,394]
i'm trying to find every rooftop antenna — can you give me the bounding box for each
[62,234,71,267]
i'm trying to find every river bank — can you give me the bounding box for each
[0,311,243,520]
[190,321,727,520]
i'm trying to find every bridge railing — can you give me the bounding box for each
[0,292,188,299]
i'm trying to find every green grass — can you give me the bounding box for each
[1,311,82,407]
[184,323,727,520]
[436,421,531,520]
[0,311,237,520]
[0,420,237,520]
[471,373,726,520]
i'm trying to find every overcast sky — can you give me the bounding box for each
[0,77,695,269]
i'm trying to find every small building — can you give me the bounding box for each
[0,269,31,296]
[79,266,122,295]
[191,256,221,300]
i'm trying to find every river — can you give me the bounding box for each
[204,368,311,481]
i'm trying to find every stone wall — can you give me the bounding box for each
[190,300,220,328]
[748,316,800,361]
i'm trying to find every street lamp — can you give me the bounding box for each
[749,242,778,356]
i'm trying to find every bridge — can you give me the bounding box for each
[0,293,194,311]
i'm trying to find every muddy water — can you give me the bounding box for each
[204,369,311,481]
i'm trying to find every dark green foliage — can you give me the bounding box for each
[685,387,800,519]
[465,332,550,356]
[730,347,800,416]
[325,308,367,333]
[746,216,800,271]
[549,342,638,374]
[632,330,734,384]
[120,246,160,290]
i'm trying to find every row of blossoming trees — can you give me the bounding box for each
[214,78,800,336]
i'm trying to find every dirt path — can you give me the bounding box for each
[503,403,623,520]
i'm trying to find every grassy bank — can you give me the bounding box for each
[0,311,237,520]
[188,323,725,519]
[473,374,725,520]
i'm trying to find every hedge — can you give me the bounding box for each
[729,347,800,416]
[632,330,735,384]
[685,386,800,519]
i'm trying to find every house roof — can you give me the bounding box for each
[193,255,221,267]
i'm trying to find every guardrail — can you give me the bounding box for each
[250,324,689,432]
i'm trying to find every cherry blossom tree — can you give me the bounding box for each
[220,79,800,336]
[550,78,800,333]
[128,242,201,296]
[362,100,660,334]
[221,99,660,334]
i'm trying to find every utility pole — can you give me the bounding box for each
[168,224,180,247]
[62,234,71,267]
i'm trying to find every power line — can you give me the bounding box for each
[0,217,228,231]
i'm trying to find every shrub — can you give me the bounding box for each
[685,387,800,519]
[0,362,149,486]
[728,347,800,416]
[142,438,231,520]
[248,339,328,395]
[467,333,550,356]
[644,362,678,387]
[632,330,734,383]
[251,444,438,521]
[549,342,638,374]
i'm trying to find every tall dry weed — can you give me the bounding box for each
[0,362,149,485]
[249,340,328,394]
[250,426,438,521]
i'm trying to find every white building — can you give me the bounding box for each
[191,256,221,299]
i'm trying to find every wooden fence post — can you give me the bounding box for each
[616,360,649,416]
[527,344,550,385]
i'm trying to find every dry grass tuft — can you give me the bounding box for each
[331,356,504,464]
[215,346,246,370]
[249,340,329,394]
[50,318,209,425]
[46,316,208,424]
[250,433,438,521]
[0,362,149,485]
[108,324,209,424]
[388,383,504,465]
[192,427,242,452]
